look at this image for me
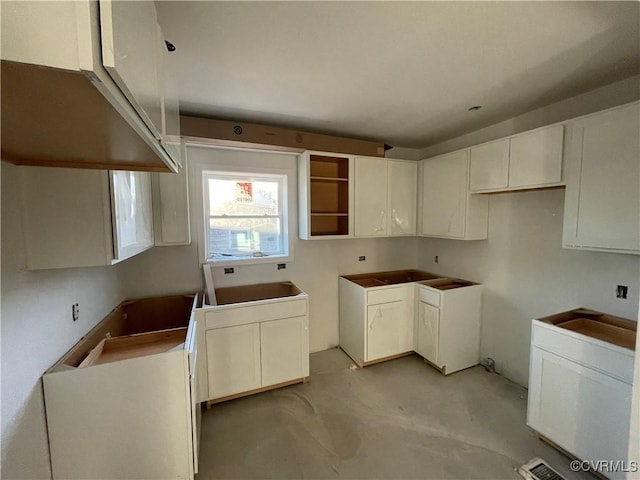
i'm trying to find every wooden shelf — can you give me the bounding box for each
[311,213,348,216]
[310,176,348,182]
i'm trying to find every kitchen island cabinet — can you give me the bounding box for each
[43,294,201,480]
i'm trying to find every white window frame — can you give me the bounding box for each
[187,143,296,267]
[203,170,288,262]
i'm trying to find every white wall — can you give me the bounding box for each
[119,146,418,353]
[1,162,126,479]
[417,189,639,386]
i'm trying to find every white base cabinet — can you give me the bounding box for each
[339,278,414,367]
[415,280,482,374]
[43,294,201,480]
[197,284,310,402]
[562,101,640,254]
[528,318,635,479]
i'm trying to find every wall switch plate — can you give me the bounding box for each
[358,256,366,261]
[616,285,628,299]
[72,303,79,322]
[224,267,234,274]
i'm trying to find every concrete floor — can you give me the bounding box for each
[196,349,594,479]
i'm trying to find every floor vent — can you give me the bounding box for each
[517,458,566,480]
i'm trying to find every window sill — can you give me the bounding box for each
[205,253,293,268]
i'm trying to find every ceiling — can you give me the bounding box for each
[156,1,640,149]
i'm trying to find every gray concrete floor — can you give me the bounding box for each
[196,348,594,479]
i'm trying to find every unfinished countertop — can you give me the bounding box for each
[341,269,443,287]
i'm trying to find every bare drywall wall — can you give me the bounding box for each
[0,162,125,479]
[119,146,419,353]
[417,189,639,387]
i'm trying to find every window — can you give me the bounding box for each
[203,171,288,262]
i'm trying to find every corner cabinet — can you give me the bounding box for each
[21,167,154,269]
[419,150,488,240]
[354,157,417,237]
[469,125,564,193]
[298,151,354,239]
[43,294,201,480]
[562,102,640,255]
[1,0,180,171]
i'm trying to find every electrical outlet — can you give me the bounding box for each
[434,255,439,263]
[277,263,286,270]
[616,285,628,299]
[224,267,234,274]
[358,256,366,261]
[72,303,79,322]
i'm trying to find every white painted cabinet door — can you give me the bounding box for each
[110,171,154,261]
[100,0,163,139]
[388,160,417,235]
[206,323,261,399]
[152,159,191,246]
[354,156,388,236]
[509,124,563,188]
[563,103,640,253]
[469,139,510,192]
[261,316,306,386]
[416,302,439,365]
[528,347,631,479]
[366,302,403,361]
[421,151,468,238]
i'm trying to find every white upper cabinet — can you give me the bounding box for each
[21,167,154,270]
[388,160,417,236]
[469,125,564,193]
[1,0,178,172]
[100,0,163,140]
[420,150,488,240]
[354,157,388,236]
[152,151,191,247]
[563,102,640,254]
[354,157,417,237]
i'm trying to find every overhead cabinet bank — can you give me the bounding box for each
[1,0,180,171]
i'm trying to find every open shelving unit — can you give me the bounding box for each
[299,152,353,238]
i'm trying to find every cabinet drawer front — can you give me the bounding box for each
[418,287,441,307]
[367,287,404,305]
[205,299,308,330]
[531,321,634,383]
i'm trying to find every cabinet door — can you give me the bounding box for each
[509,125,563,188]
[152,160,191,246]
[206,323,261,400]
[261,316,307,386]
[528,347,631,478]
[388,160,417,235]
[366,302,403,361]
[157,24,182,167]
[416,302,439,365]
[563,103,639,253]
[100,0,163,139]
[421,151,468,238]
[110,171,154,261]
[354,157,387,236]
[469,139,510,192]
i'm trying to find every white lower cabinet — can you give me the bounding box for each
[528,318,635,479]
[367,301,404,361]
[43,294,200,480]
[415,280,482,374]
[416,301,439,365]
[206,323,261,400]
[198,288,310,402]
